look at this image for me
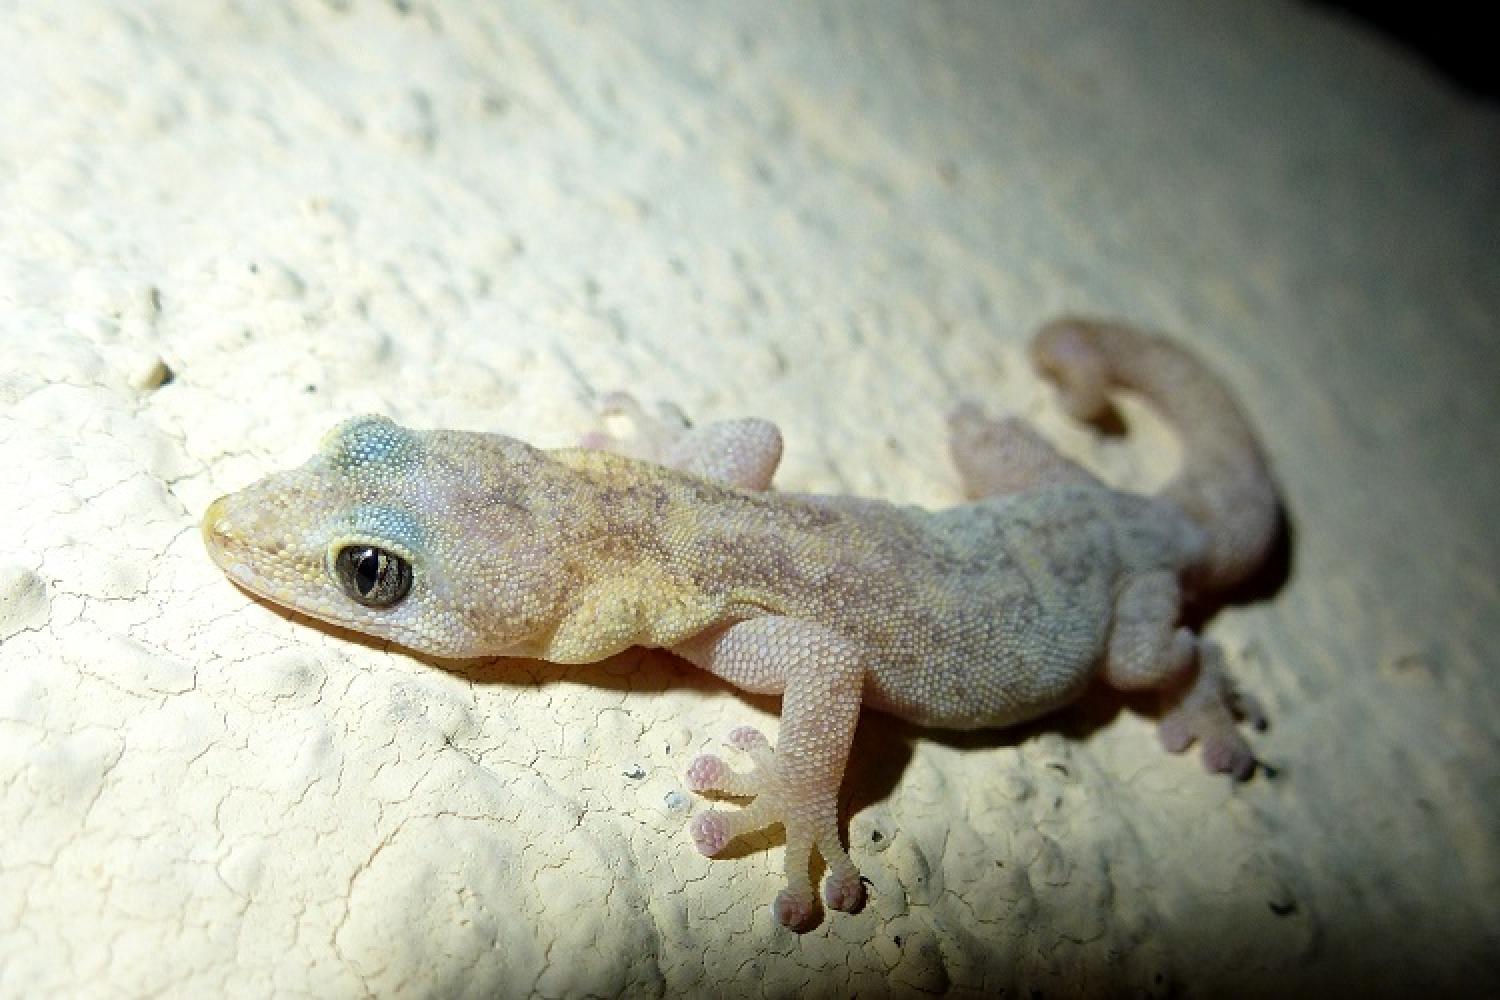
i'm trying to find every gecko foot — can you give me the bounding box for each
[581,394,783,491]
[579,391,693,461]
[1159,642,1265,780]
[686,727,865,931]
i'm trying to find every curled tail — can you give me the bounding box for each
[1030,317,1280,593]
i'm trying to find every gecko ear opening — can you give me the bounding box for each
[333,545,413,608]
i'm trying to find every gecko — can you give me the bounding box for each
[201,318,1280,931]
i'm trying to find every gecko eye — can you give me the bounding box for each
[334,545,413,608]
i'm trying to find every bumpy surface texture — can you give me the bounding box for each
[3,2,1498,996]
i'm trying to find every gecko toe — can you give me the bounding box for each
[823,870,865,913]
[772,888,817,931]
[1236,689,1270,731]
[686,751,763,797]
[1158,715,1194,754]
[1200,736,1258,781]
[727,726,768,751]
[690,811,732,855]
[685,754,728,792]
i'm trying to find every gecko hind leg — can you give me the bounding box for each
[1105,571,1265,780]
[947,401,1098,499]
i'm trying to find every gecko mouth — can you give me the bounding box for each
[201,496,325,612]
[201,496,245,574]
[201,495,286,603]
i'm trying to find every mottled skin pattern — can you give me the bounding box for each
[202,319,1280,930]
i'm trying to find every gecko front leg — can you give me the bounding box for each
[672,617,866,930]
[580,391,784,490]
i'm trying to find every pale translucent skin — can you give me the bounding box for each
[201,319,1280,931]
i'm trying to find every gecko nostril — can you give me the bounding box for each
[202,498,230,540]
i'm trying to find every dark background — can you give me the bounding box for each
[1308,1,1497,97]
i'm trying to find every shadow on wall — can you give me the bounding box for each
[1303,1,1500,97]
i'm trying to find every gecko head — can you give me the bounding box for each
[202,415,574,658]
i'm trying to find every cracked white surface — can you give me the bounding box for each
[3,2,1498,996]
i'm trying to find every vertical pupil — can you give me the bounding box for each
[355,550,381,595]
[335,545,411,607]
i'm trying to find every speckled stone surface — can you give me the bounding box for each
[2,2,1497,995]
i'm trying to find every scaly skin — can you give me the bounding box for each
[202,319,1279,931]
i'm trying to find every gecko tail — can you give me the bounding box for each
[1029,317,1280,594]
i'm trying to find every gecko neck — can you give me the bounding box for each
[529,448,744,662]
